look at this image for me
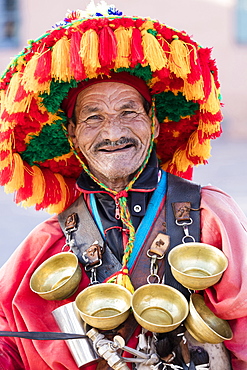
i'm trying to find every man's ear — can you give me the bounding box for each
[153,116,160,139]
[67,119,79,148]
[148,110,160,139]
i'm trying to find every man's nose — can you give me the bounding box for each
[101,116,126,142]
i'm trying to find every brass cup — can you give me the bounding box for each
[75,283,132,330]
[168,242,228,290]
[185,293,233,344]
[30,252,82,300]
[131,284,189,333]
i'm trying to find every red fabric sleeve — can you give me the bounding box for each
[0,341,24,370]
[201,186,247,370]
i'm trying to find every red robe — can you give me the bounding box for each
[0,186,247,370]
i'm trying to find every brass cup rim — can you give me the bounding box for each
[168,242,228,290]
[75,283,132,330]
[185,293,233,343]
[30,252,80,296]
[131,284,189,333]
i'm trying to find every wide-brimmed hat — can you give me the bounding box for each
[0,2,223,214]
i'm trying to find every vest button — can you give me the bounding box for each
[134,204,142,213]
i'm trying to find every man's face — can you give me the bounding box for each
[68,82,159,188]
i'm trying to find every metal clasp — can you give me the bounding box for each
[146,250,164,284]
[175,218,195,243]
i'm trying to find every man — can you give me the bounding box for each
[0,2,247,369]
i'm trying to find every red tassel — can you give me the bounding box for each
[186,45,202,84]
[34,48,52,84]
[14,84,28,102]
[130,28,145,67]
[99,26,117,68]
[156,34,170,77]
[70,31,87,80]
[0,165,13,186]
[35,169,62,210]
[0,150,10,161]
[14,163,34,203]
[63,177,80,210]
[0,130,12,141]
[198,48,212,101]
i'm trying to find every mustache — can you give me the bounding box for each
[93,137,138,151]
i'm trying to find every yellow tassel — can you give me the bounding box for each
[198,118,221,137]
[141,30,168,72]
[169,147,192,172]
[169,36,191,78]
[0,90,6,116]
[51,37,72,82]
[183,77,205,101]
[4,153,25,193]
[140,20,156,31]
[187,131,211,160]
[122,267,135,294]
[166,130,211,173]
[21,165,45,207]
[79,29,101,78]
[114,26,132,69]
[47,173,68,214]
[0,136,13,153]
[200,74,221,114]
[22,53,50,94]
[4,71,22,113]
[10,94,34,114]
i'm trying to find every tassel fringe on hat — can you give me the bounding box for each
[0,1,223,214]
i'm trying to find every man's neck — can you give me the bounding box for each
[89,169,130,192]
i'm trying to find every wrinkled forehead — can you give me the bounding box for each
[62,72,152,118]
[75,81,146,112]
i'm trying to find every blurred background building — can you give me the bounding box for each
[0,0,247,266]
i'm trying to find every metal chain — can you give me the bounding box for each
[175,218,195,243]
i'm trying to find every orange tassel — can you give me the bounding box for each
[51,37,72,82]
[183,77,204,101]
[169,36,191,78]
[200,74,221,114]
[141,30,168,72]
[47,173,68,214]
[4,71,22,113]
[21,165,45,207]
[187,131,211,161]
[15,163,34,203]
[35,169,61,211]
[80,29,101,78]
[4,153,25,193]
[114,26,132,69]
[21,52,50,94]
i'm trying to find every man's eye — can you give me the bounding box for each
[121,111,139,119]
[85,115,104,124]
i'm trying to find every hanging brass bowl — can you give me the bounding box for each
[75,283,132,330]
[168,242,228,290]
[131,284,189,333]
[30,252,82,301]
[185,293,233,344]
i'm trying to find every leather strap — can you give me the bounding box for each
[58,196,122,282]
[0,331,87,340]
[164,173,201,300]
[130,201,166,289]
